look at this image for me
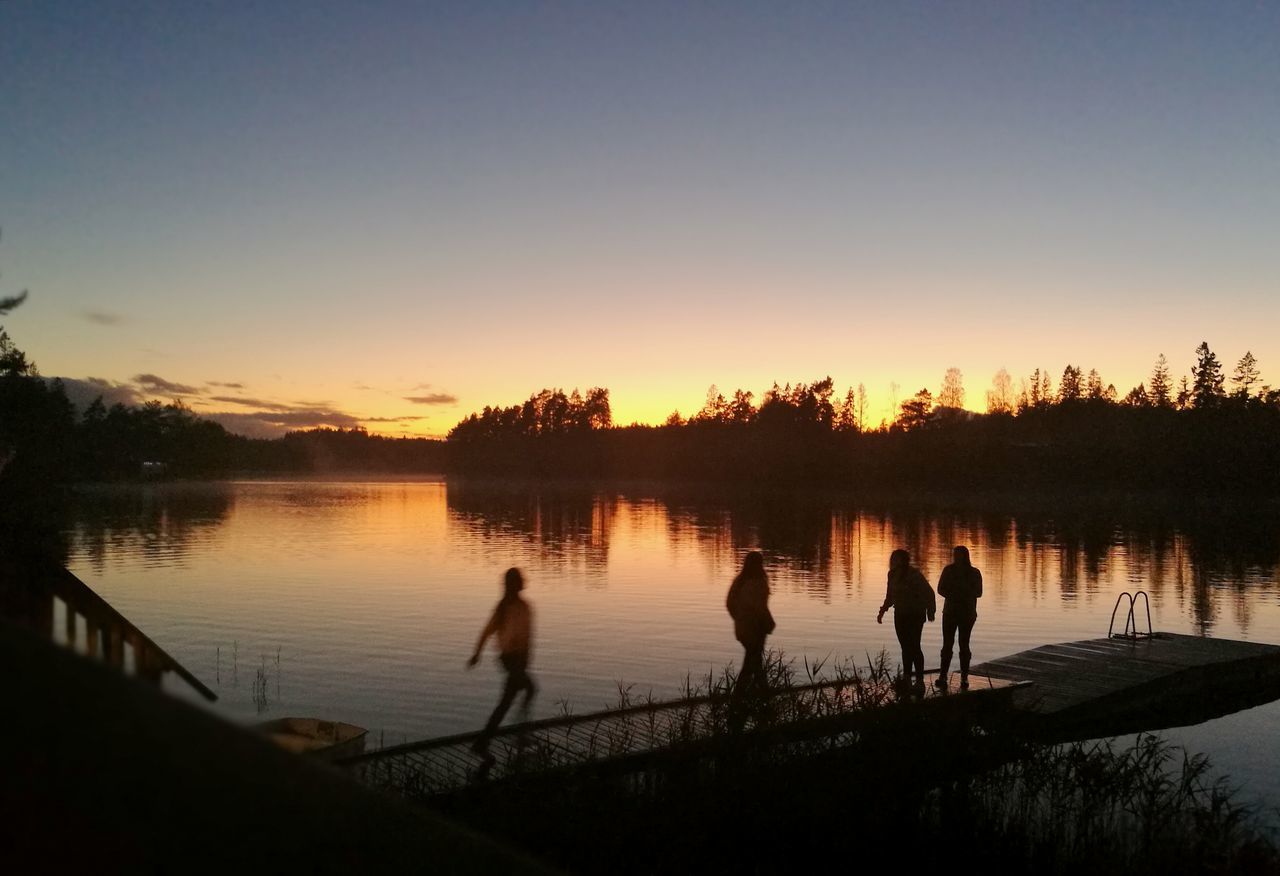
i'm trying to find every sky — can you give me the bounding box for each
[2,1,1278,437]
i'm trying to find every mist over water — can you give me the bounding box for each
[63,478,1280,809]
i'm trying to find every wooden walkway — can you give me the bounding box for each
[343,631,1280,802]
[973,632,1280,741]
[341,674,1021,801]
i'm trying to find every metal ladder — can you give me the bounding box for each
[1108,590,1153,640]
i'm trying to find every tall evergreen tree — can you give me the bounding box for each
[1085,369,1104,400]
[1176,375,1192,410]
[1191,341,1225,408]
[1058,365,1083,403]
[1232,351,1260,399]
[1149,354,1172,408]
[837,387,857,432]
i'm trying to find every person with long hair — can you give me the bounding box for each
[876,548,936,690]
[467,567,537,756]
[726,550,775,693]
[935,545,983,689]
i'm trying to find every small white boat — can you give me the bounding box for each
[256,717,368,761]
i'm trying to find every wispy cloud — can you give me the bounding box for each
[133,373,201,395]
[209,395,294,411]
[404,393,458,405]
[207,381,245,389]
[203,410,366,439]
[55,377,145,410]
[362,415,426,423]
[82,310,123,326]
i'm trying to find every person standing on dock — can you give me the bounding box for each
[726,551,775,694]
[876,549,935,690]
[467,567,537,756]
[935,545,983,690]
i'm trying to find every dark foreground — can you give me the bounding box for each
[0,621,550,874]
[5,617,1279,875]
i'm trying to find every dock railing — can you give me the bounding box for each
[1,559,216,701]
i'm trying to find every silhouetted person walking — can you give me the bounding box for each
[936,545,983,690]
[877,549,935,690]
[467,567,536,756]
[726,551,775,694]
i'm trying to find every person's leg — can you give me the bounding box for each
[738,640,764,691]
[510,655,537,716]
[958,614,976,686]
[909,617,926,684]
[938,613,957,687]
[893,613,912,683]
[475,657,521,752]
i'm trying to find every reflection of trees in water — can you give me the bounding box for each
[67,484,235,574]
[445,482,613,575]
[445,485,1280,634]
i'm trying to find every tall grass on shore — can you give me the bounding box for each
[432,652,1278,874]
[467,649,901,783]
[923,733,1278,874]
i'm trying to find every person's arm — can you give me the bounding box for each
[467,606,500,667]
[925,572,937,622]
[937,567,952,600]
[877,573,895,623]
[974,568,983,599]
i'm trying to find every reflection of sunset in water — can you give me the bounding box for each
[64,480,1280,803]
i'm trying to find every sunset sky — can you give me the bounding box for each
[3,2,1278,437]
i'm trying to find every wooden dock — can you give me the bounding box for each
[973,632,1280,741]
[342,673,1022,801]
[343,631,1280,802]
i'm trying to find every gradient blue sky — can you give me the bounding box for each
[3,1,1278,435]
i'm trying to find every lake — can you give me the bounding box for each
[62,478,1280,818]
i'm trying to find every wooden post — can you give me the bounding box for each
[107,624,124,669]
[64,606,77,646]
[86,623,99,660]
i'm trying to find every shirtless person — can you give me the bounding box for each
[467,567,537,755]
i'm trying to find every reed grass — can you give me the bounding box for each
[922,733,1278,874]
[430,651,1278,874]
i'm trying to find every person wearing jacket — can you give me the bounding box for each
[726,551,775,693]
[935,545,983,689]
[876,548,936,689]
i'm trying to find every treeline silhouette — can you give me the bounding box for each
[448,344,1280,490]
[4,285,1279,505]
[2,300,450,555]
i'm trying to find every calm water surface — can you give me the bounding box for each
[63,479,1280,816]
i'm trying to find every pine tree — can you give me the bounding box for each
[898,388,933,431]
[1191,342,1225,408]
[1123,383,1150,407]
[1176,376,1192,410]
[1232,351,1260,399]
[837,387,857,432]
[1149,354,1172,408]
[1058,365,1083,403]
[1086,369,1104,400]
